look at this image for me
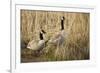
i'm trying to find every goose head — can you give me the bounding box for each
[39,29,46,40]
[61,16,65,20]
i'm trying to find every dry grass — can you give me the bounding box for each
[21,10,90,62]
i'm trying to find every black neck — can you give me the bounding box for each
[61,19,64,30]
[39,32,43,40]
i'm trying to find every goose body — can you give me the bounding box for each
[27,30,46,52]
[48,16,66,46]
[27,40,45,51]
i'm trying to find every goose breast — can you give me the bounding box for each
[49,31,66,45]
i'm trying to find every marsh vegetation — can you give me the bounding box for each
[21,10,90,63]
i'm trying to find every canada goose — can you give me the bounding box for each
[48,16,66,46]
[27,29,46,53]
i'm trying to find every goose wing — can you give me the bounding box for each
[27,40,45,51]
[49,33,63,44]
[27,40,38,50]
